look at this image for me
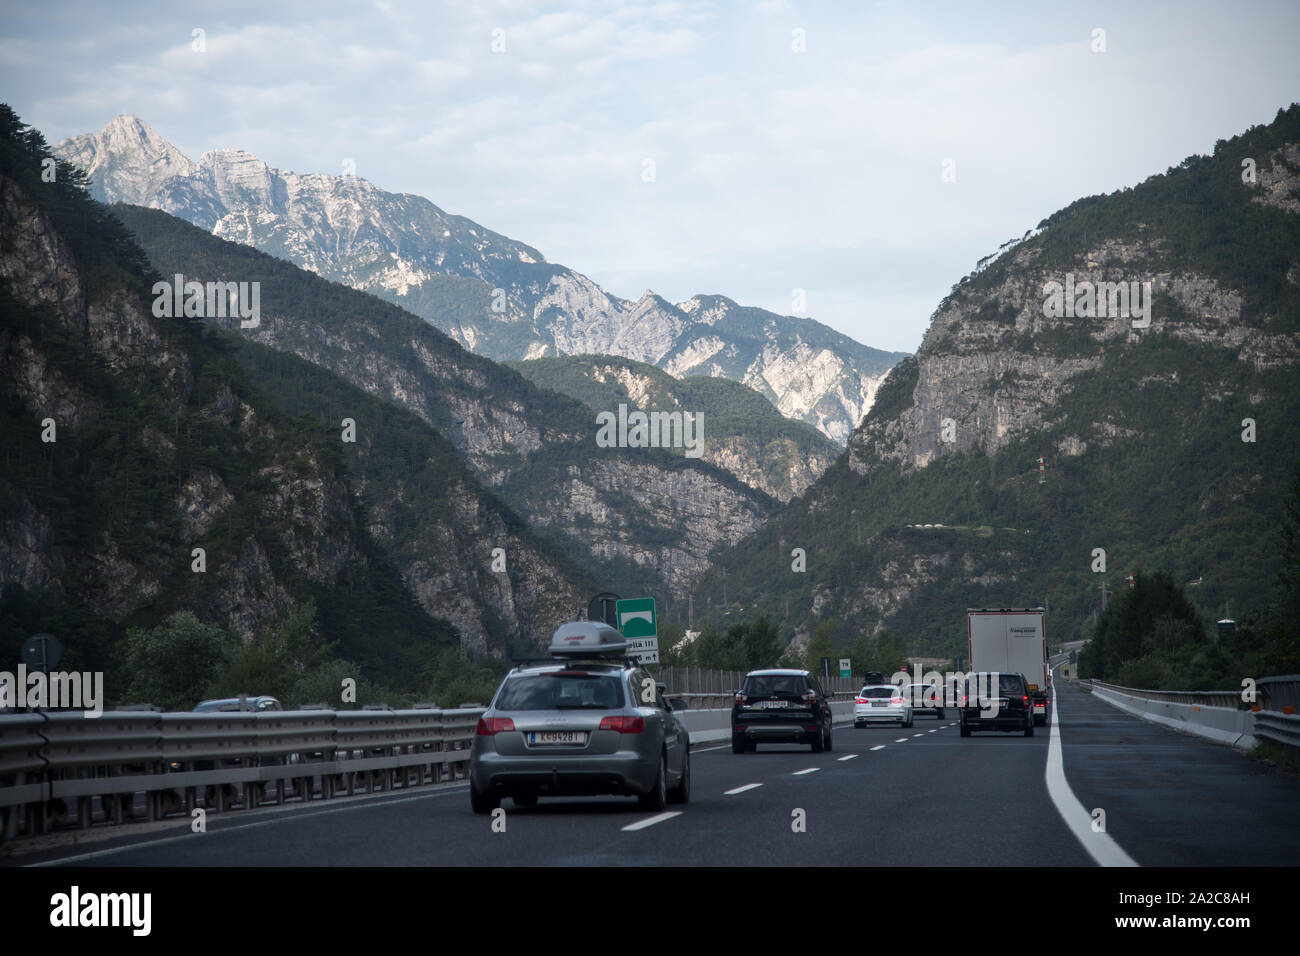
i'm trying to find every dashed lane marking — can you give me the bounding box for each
[622,811,683,832]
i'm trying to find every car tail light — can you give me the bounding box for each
[599,715,645,733]
[1023,695,1029,705]
[734,692,747,705]
[855,697,868,704]
[962,695,968,706]
[802,691,817,704]
[476,717,515,735]
[891,696,904,704]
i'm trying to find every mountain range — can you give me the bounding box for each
[55,115,908,444]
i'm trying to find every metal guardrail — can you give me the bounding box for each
[1254,711,1300,749]
[1257,675,1300,713]
[0,706,485,840]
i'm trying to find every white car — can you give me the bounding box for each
[854,684,912,728]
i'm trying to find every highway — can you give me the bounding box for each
[11,677,1298,867]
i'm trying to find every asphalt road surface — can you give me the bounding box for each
[10,679,1297,867]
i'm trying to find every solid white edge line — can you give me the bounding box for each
[622,811,682,832]
[724,783,763,795]
[792,767,820,775]
[1046,667,1138,867]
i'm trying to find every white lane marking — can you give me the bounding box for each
[837,754,858,761]
[1045,666,1138,867]
[928,729,937,733]
[692,744,730,753]
[622,811,682,832]
[29,785,469,866]
[912,733,924,738]
[792,768,820,775]
[724,783,763,795]
[870,745,886,751]
[894,738,908,743]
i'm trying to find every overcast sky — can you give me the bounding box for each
[4,0,1298,352]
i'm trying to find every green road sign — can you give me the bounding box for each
[839,658,851,678]
[616,597,657,639]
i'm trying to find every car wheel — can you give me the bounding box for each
[639,753,668,810]
[668,749,690,804]
[512,794,537,808]
[1024,715,1034,737]
[732,736,746,754]
[905,712,913,728]
[811,728,824,753]
[960,723,971,738]
[470,784,500,815]
[825,723,833,752]
[936,709,945,719]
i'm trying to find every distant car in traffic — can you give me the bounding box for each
[469,621,690,813]
[854,682,912,728]
[905,682,945,719]
[193,696,282,712]
[732,669,833,752]
[959,672,1034,737]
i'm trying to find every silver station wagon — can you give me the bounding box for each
[469,621,690,813]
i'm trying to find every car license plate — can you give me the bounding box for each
[529,731,586,745]
[1033,704,1046,712]
[760,700,788,709]
[872,701,887,708]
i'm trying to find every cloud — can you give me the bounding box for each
[8,0,1300,353]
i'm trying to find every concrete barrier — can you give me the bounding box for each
[1089,682,1255,750]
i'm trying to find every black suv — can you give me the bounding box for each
[959,672,1034,737]
[732,669,833,753]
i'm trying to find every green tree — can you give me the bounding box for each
[1078,572,1206,684]
[119,611,232,711]
[804,618,837,677]
[742,612,781,670]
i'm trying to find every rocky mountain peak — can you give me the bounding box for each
[54,116,909,443]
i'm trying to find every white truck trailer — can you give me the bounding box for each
[966,608,1050,725]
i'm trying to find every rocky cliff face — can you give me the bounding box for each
[56,115,908,443]
[850,186,1300,477]
[697,105,1300,655]
[111,204,772,608]
[507,354,839,501]
[0,172,359,639]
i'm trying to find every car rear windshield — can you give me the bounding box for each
[859,686,897,699]
[965,674,1024,695]
[496,672,627,711]
[745,675,806,697]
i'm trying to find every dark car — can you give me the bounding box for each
[905,682,945,719]
[732,669,833,753]
[959,671,1034,737]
